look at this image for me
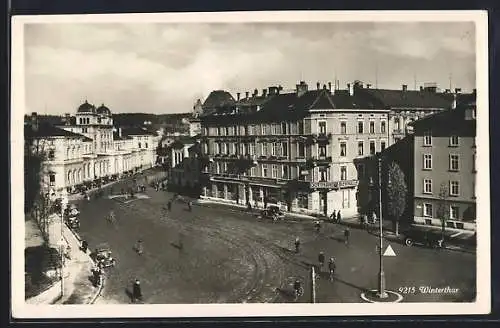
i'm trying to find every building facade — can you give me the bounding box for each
[199,81,391,217]
[25,101,160,198]
[411,101,476,230]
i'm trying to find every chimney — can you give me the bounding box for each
[323,84,327,90]
[328,82,332,91]
[402,84,408,91]
[452,93,457,109]
[296,81,308,97]
[245,91,249,99]
[253,89,258,97]
[119,127,122,137]
[237,92,240,101]
[31,112,38,132]
[455,88,462,94]
[347,83,354,96]
[65,113,71,125]
[316,82,320,90]
[262,89,267,97]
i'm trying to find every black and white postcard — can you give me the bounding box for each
[11,10,490,318]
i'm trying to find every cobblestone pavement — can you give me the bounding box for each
[74,178,476,304]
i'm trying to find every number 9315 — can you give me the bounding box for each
[398,286,416,294]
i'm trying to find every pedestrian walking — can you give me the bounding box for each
[187,200,192,211]
[315,220,321,233]
[344,227,350,246]
[81,239,88,253]
[328,257,336,281]
[330,210,336,222]
[135,239,143,255]
[294,237,300,254]
[132,279,142,303]
[318,251,325,273]
[167,201,172,211]
[337,210,342,223]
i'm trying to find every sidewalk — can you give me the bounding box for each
[55,224,104,304]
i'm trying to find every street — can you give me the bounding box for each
[73,174,476,304]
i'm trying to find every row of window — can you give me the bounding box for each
[423,203,461,220]
[206,120,388,136]
[423,133,460,147]
[211,162,349,181]
[422,179,460,196]
[209,140,386,158]
[423,153,472,171]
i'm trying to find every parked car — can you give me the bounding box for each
[401,228,444,248]
[65,216,80,229]
[260,205,285,221]
[267,205,285,220]
[92,243,116,268]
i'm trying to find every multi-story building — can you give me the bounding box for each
[410,101,476,230]
[357,99,477,230]
[354,81,454,144]
[199,81,392,217]
[25,101,160,197]
[168,137,202,196]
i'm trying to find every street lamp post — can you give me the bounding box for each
[377,156,388,299]
[60,196,68,297]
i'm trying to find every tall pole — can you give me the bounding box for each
[311,266,316,303]
[60,202,64,297]
[377,157,388,298]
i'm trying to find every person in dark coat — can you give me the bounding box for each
[81,240,88,253]
[330,210,337,222]
[337,210,342,222]
[132,279,142,303]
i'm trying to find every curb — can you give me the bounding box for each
[64,225,105,304]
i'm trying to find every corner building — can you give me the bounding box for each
[199,82,390,217]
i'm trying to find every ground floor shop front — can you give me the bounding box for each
[201,180,359,218]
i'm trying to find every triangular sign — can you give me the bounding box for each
[383,245,396,257]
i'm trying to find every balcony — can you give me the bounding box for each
[311,156,332,166]
[315,133,333,144]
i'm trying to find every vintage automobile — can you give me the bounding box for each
[267,205,285,220]
[65,216,80,229]
[92,243,117,268]
[260,205,285,221]
[64,205,80,217]
[401,228,445,248]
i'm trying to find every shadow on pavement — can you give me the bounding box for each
[274,287,296,302]
[330,276,370,294]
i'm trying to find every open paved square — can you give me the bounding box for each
[73,174,475,304]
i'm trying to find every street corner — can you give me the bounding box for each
[360,289,404,303]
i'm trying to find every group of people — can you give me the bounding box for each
[329,210,342,223]
[360,211,378,228]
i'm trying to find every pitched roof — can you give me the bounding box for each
[408,101,476,135]
[438,92,476,107]
[112,131,133,140]
[25,122,92,141]
[357,88,452,109]
[202,90,235,108]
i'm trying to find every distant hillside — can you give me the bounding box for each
[112,113,192,127]
[24,114,64,126]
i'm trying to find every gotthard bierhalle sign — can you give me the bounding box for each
[310,179,359,189]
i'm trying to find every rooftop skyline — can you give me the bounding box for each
[24,21,475,115]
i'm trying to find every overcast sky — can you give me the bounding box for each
[24,22,475,115]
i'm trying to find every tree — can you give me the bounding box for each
[436,182,450,241]
[25,130,53,243]
[384,161,407,236]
